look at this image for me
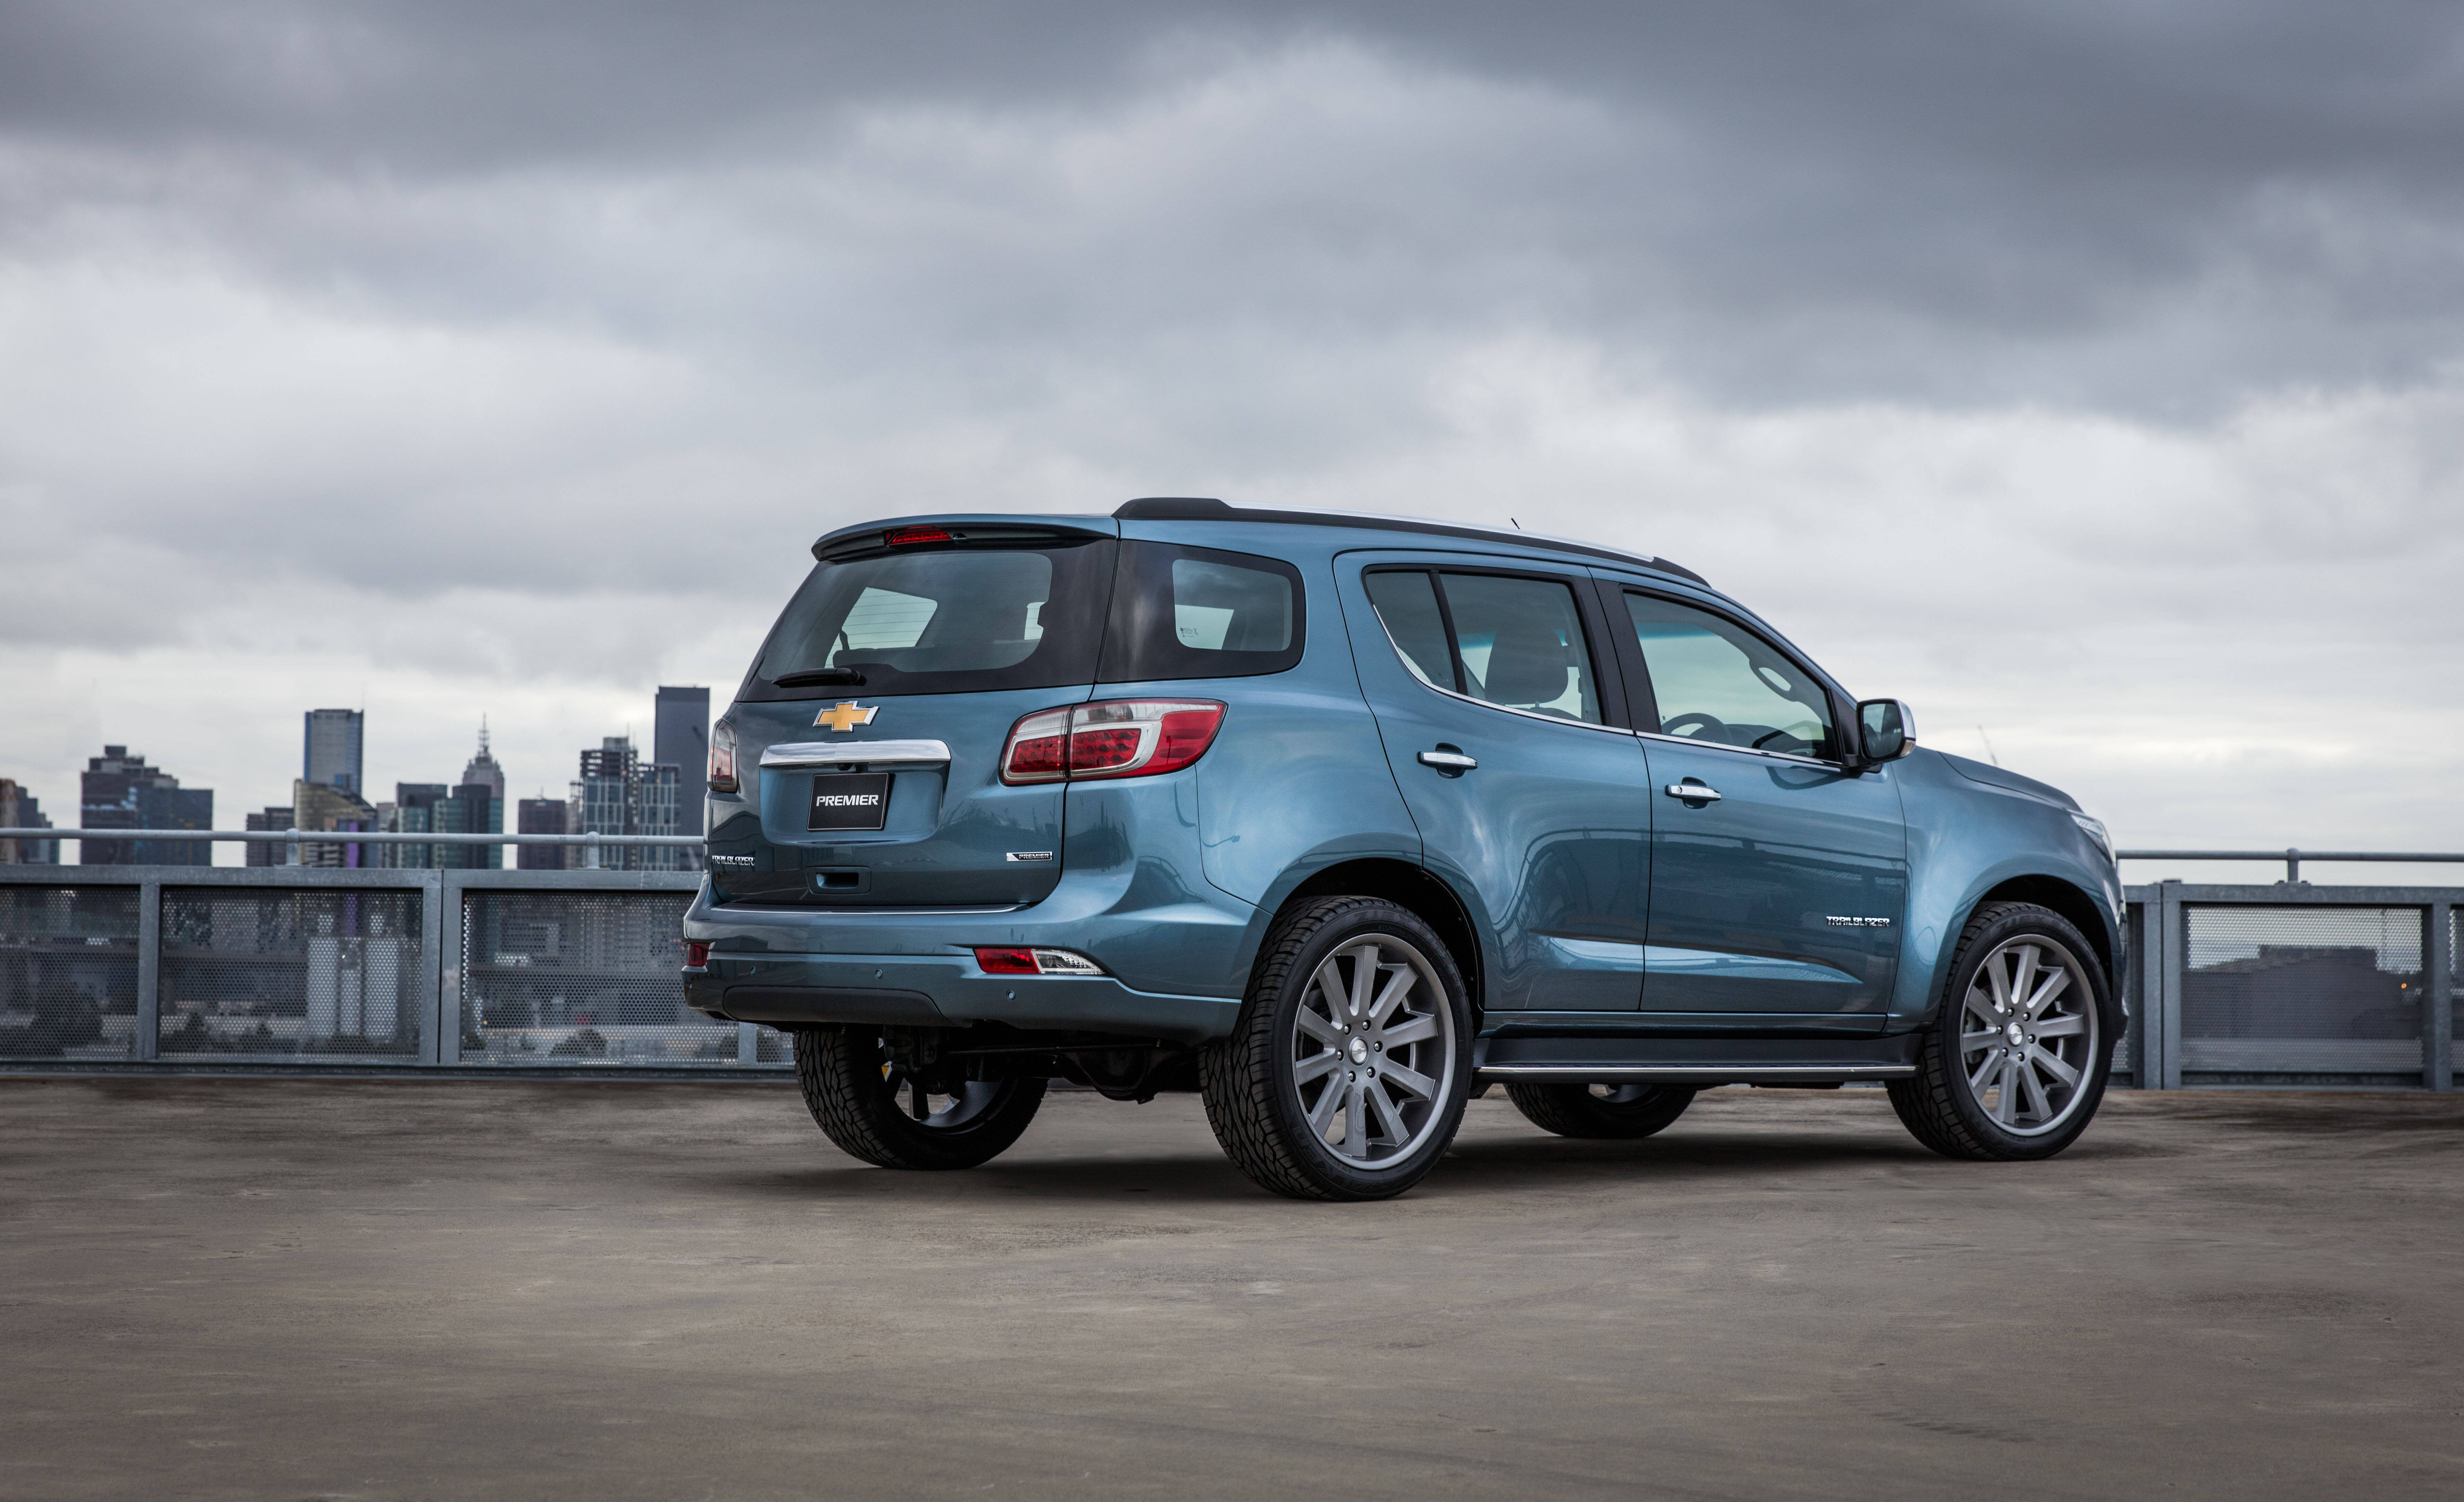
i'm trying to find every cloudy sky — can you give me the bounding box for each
[3,1,2460,877]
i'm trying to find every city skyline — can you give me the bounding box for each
[2,687,710,866]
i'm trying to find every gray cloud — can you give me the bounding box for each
[0,2,2458,847]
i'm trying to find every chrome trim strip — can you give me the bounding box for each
[1476,1064,1917,1082]
[1632,730,1848,771]
[761,739,952,768]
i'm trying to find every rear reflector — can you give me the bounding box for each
[882,526,957,547]
[683,941,711,969]
[973,947,1104,976]
[998,699,1226,785]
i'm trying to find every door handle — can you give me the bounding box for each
[1663,781,1721,804]
[1419,749,1478,772]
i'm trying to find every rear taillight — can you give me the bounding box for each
[683,941,711,969]
[708,719,738,793]
[974,947,1104,976]
[998,700,1226,785]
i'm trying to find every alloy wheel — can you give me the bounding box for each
[1956,935,2098,1136]
[1289,935,1457,1168]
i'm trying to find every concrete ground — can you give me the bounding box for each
[3,1079,2461,1501]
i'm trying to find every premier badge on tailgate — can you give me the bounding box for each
[808,772,891,831]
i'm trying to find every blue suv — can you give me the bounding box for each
[683,498,2124,1199]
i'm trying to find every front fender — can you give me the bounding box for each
[1892,751,2124,1030]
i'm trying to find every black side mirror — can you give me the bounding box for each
[1857,699,1916,763]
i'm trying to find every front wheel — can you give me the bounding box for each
[1201,897,1473,1201]
[1887,901,2116,1161]
[1506,1082,1696,1139]
[793,1027,1047,1170]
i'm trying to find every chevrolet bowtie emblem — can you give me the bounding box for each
[813,701,879,733]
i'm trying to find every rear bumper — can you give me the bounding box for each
[678,859,1257,1044]
[683,955,1239,1043]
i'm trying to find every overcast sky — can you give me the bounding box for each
[3,1,2460,875]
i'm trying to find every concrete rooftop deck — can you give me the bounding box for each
[5,1078,2461,1499]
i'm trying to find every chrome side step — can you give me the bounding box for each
[1476,1063,1915,1084]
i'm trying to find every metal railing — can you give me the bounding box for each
[2120,849,2464,884]
[0,827,700,870]
[3,834,2456,1090]
[0,831,774,1075]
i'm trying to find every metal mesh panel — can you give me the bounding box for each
[2182,906,2423,1074]
[161,889,424,1059]
[462,890,740,1065]
[0,885,142,1059]
[2453,907,2461,1044]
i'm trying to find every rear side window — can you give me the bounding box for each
[1364,569,1603,724]
[1098,542,1305,682]
[744,541,1113,699]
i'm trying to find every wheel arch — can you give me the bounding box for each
[1270,858,1487,1022]
[1934,874,2120,1024]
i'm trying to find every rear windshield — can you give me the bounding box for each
[743,541,1114,699]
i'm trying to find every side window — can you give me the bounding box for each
[1624,593,1836,758]
[1362,571,1452,689]
[1098,542,1305,682]
[1364,569,1603,725]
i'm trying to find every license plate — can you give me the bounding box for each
[807,772,891,832]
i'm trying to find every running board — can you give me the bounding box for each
[1477,1063,1914,1084]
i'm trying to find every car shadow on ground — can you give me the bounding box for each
[696,1126,2027,1208]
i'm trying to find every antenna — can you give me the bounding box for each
[1977,726,2002,768]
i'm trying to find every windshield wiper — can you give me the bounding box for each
[771,667,867,688]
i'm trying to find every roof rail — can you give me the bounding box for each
[1113,497,1705,585]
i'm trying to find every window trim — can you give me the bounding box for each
[1602,582,1851,767]
[1361,564,1631,733]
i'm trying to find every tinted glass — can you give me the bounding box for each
[1439,573,1601,723]
[1171,558,1291,652]
[1098,542,1305,682]
[747,542,1111,698]
[1625,593,1836,757]
[1363,570,1454,689]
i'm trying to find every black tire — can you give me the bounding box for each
[1887,900,2117,1162]
[792,1026,1047,1170]
[1506,1082,1696,1139]
[1200,896,1474,1201]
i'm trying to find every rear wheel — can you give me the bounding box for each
[1888,901,2115,1162]
[793,1026,1047,1170]
[1506,1082,1696,1139]
[1201,897,1472,1201]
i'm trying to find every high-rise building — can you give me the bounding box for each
[380,778,501,870]
[516,796,572,871]
[0,779,59,864]
[81,746,211,866]
[460,721,506,804]
[303,709,365,796]
[244,805,295,867]
[292,780,377,868]
[571,736,684,871]
[654,687,710,843]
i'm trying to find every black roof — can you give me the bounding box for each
[1112,497,1705,585]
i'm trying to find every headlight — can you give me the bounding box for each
[2070,812,2112,860]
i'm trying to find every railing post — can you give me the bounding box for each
[438,871,464,1065]
[286,827,301,867]
[2155,881,2184,1090]
[2429,900,2453,1093]
[2286,848,2300,885]
[134,879,161,1062]
[585,830,601,871]
[420,871,446,1066]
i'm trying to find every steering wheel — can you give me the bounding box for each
[1661,712,1730,742]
